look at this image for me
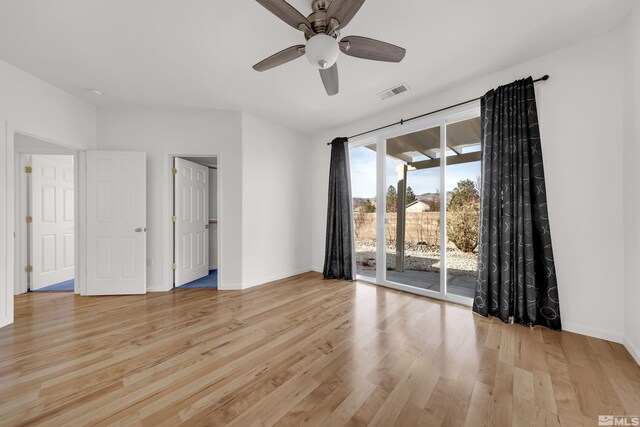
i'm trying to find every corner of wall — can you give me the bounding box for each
[623,2,640,365]
[626,337,640,366]
[0,119,11,329]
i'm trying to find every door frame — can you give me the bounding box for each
[12,132,81,295]
[1,122,84,327]
[163,150,222,291]
[173,157,210,287]
[349,102,480,307]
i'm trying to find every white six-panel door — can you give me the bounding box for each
[86,151,146,295]
[31,155,75,290]
[174,158,209,286]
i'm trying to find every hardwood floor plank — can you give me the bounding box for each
[345,385,389,426]
[0,272,637,426]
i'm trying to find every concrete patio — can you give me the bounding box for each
[358,268,476,298]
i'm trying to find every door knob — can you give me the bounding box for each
[135,227,144,233]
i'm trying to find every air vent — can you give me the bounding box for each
[378,83,410,100]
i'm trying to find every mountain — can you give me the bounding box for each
[417,192,452,203]
[353,197,375,204]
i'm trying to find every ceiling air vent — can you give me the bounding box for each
[378,83,410,101]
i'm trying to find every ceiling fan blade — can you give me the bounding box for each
[326,0,366,29]
[340,36,406,62]
[255,0,312,32]
[253,45,305,72]
[319,63,339,96]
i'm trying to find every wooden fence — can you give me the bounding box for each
[353,212,440,246]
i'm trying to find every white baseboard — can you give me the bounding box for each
[625,337,640,366]
[242,267,313,290]
[220,282,243,291]
[562,321,624,344]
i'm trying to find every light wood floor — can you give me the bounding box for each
[1,273,639,426]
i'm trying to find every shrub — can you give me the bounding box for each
[447,202,480,252]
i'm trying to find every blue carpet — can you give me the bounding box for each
[176,269,217,289]
[31,279,74,292]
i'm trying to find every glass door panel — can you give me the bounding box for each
[385,126,442,294]
[445,117,481,298]
[349,143,377,279]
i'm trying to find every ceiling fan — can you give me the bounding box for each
[253,0,407,96]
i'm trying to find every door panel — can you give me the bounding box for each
[31,155,74,290]
[174,158,209,286]
[86,151,146,295]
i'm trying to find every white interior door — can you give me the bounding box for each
[31,155,75,290]
[86,151,146,295]
[174,158,209,286]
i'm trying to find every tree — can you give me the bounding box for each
[362,199,376,213]
[448,179,479,209]
[447,179,480,253]
[386,185,397,212]
[406,186,417,205]
[428,189,441,212]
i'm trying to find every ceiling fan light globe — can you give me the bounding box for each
[305,34,339,70]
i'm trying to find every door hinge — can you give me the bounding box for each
[24,166,32,174]
[172,215,177,222]
[171,167,177,175]
[25,216,32,223]
[172,263,177,270]
[24,266,33,273]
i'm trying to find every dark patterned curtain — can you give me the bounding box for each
[473,77,561,330]
[323,137,356,280]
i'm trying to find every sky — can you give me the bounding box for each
[349,146,481,199]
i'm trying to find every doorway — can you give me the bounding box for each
[14,133,77,294]
[172,156,219,289]
[349,103,480,306]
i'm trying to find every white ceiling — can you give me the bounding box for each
[0,0,634,135]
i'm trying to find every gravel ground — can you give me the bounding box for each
[355,240,478,277]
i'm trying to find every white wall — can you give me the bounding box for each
[0,59,96,328]
[0,60,97,151]
[97,107,243,290]
[311,29,628,343]
[241,113,312,288]
[623,4,640,363]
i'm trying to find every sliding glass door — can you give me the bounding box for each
[444,117,481,299]
[385,125,443,294]
[349,104,480,305]
[350,142,377,279]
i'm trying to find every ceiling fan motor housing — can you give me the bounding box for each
[307,0,342,38]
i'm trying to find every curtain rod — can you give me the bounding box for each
[326,75,549,145]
